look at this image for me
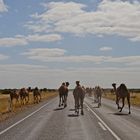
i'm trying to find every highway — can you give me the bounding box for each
[0,92,140,140]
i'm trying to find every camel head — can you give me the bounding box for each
[112,83,117,91]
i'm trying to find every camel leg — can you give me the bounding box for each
[60,96,62,105]
[117,97,121,109]
[9,98,12,112]
[20,98,23,105]
[34,95,37,104]
[24,97,26,104]
[77,98,80,115]
[65,95,67,107]
[36,96,38,103]
[33,95,35,104]
[16,98,19,107]
[27,95,29,103]
[75,98,77,113]
[64,96,66,108]
[80,99,84,115]
[60,95,63,106]
[98,96,101,107]
[39,94,41,102]
[100,96,102,106]
[119,98,125,112]
[62,95,64,106]
[75,97,79,115]
[97,97,100,108]
[58,95,61,107]
[23,98,25,105]
[74,97,77,113]
[37,95,39,103]
[127,95,131,114]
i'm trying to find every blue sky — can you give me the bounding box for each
[0,0,140,89]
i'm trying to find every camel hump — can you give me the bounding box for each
[120,83,127,91]
[119,83,129,95]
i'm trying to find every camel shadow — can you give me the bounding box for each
[113,112,130,116]
[68,114,79,117]
[53,108,64,111]
[69,109,75,111]
[92,106,99,108]
[108,112,129,116]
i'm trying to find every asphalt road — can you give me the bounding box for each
[0,92,140,140]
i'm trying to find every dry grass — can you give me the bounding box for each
[0,91,58,114]
[130,92,140,106]
[103,92,140,107]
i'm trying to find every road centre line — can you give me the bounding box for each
[98,122,107,131]
[87,107,90,111]
[85,102,121,140]
[0,98,55,135]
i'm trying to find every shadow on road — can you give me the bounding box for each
[113,112,130,116]
[69,109,75,111]
[53,108,64,111]
[108,112,129,116]
[68,114,79,117]
[92,106,99,108]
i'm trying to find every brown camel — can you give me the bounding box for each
[73,81,85,115]
[58,82,65,107]
[112,83,131,114]
[58,82,69,108]
[33,87,41,104]
[94,86,103,108]
[9,89,20,111]
[19,88,29,105]
[9,89,19,104]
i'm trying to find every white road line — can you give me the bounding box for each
[85,102,121,140]
[0,99,55,135]
[98,122,107,131]
[87,108,90,111]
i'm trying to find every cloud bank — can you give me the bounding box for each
[25,0,140,41]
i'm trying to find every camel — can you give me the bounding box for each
[73,81,85,115]
[112,83,131,114]
[58,83,65,107]
[9,89,20,111]
[58,82,69,108]
[94,86,103,107]
[63,82,69,108]
[33,87,41,104]
[9,89,19,104]
[19,88,29,105]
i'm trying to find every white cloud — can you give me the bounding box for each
[25,0,140,41]
[0,54,9,60]
[106,56,140,65]
[0,33,62,47]
[0,64,47,73]
[100,47,112,51]
[27,34,62,42]
[0,64,140,88]
[130,36,140,42]
[0,37,28,47]
[22,48,140,66]
[0,0,8,12]
[22,48,66,57]
[22,48,108,63]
